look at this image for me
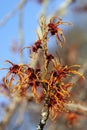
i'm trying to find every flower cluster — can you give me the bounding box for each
[0,16,84,119]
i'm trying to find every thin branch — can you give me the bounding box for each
[0,97,22,130]
[36,109,49,130]
[39,0,49,16]
[66,102,87,116]
[18,0,25,63]
[36,94,50,130]
[51,0,75,17]
[0,0,28,27]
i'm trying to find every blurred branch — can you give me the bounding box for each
[0,97,22,130]
[66,102,87,116]
[18,0,25,63]
[0,0,28,27]
[39,0,49,16]
[11,99,28,130]
[52,0,75,17]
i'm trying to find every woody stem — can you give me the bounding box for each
[36,94,50,130]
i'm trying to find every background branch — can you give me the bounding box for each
[66,102,87,116]
[0,0,27,27]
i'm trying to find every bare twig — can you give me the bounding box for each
[0,0,28,27]
[51,0,75,17]
[66,102,87,116]
[18,0,25,63]
[39,0,49,16]
[0,97,22,130]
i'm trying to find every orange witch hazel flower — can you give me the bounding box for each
[65,112,81,127]
[21,32,42,55]
[47,17,72,47]
[0,60,29,93]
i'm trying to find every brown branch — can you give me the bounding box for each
[36,109,49,130]
[66,102,87,116]
[36,94,50,130]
